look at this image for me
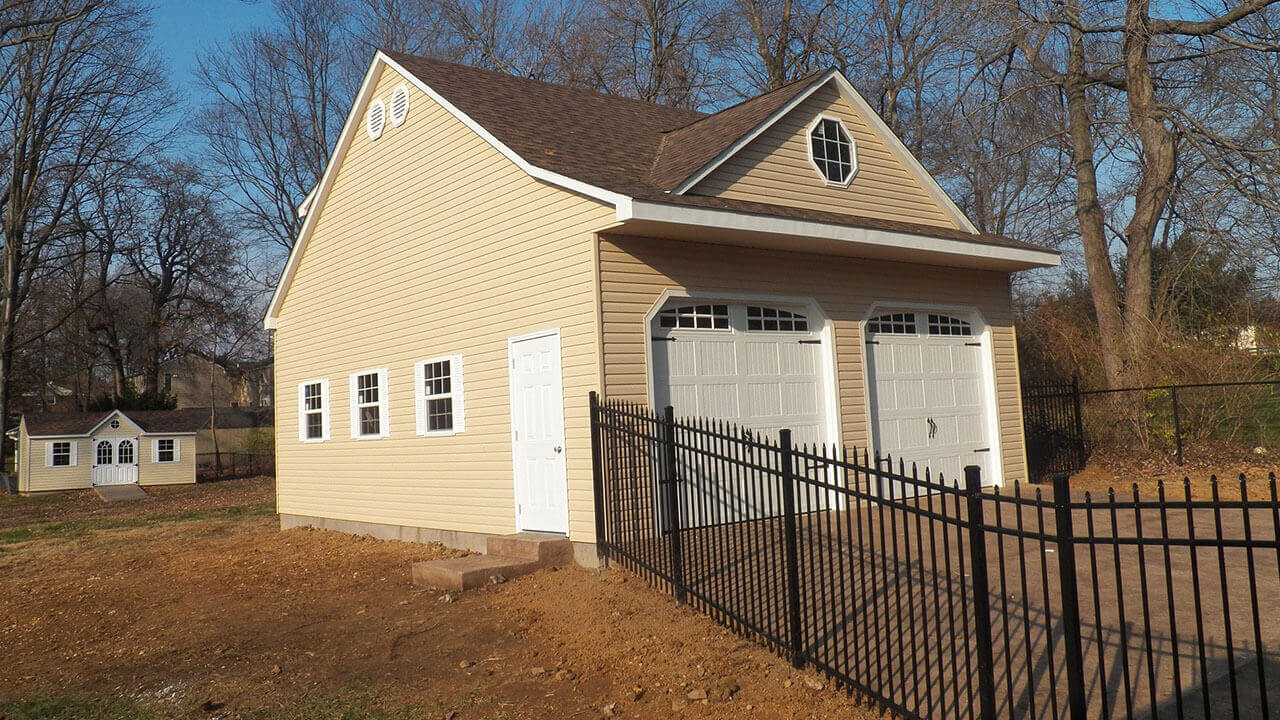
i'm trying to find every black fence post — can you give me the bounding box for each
[1052,472,1088,720]
[588,392,609,567]
[662,405,686,605]
[1071,375,1087,471]
[779,428,805,668]
[964,465,997,720]
[1171,385,1185,466]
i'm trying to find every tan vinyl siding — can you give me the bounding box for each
[140,436,196,486]
[690,84,959,230]
[22,433,92,492]
[598,234,1027,483]
[273,65,613,541]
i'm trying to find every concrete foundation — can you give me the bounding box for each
[279,513,602,567]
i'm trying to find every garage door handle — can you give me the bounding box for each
[651,336,676,342]
[554,446,563,453]
[974,447,990,452]
[798,339,822,344]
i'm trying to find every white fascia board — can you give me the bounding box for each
[618,200,1061,268]
[671,70,838,195]
[263,53,626,330]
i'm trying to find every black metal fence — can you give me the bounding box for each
[196,451,273,481]
[590,392,1280,720]
[1024,379,1280,476]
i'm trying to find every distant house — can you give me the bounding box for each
[265,52,1058,555]
[14,409,198,492]
[132,356,274,410]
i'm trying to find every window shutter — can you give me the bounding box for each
[45,441,53,467]
[349,373,359,438]
[453,356,466,433]
[151,438,160,463]
[414,362,426,436]
[378,368,390,437]
[68,442,77,467]
[297,383,308,442]
[319,379,331,441]
[173,438,182,463]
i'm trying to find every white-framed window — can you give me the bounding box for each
[152,438,180,463]
[866,312,917,335]
[117,439,135,465]
[415,355,465,436]
[95,440,113,465]
[349,368,390,439]
[297,379,331,442]
[46,441,75,467]
[927,313,973,336]
[746,305,809,332]
[808,116,856,186]
[658,304,729,330]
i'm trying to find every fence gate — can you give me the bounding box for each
[1021,379,1087,480]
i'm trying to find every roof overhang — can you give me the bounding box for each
[612,200,1060,271]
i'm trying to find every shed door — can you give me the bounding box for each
[91,437,139,486]
[866,311,991,490]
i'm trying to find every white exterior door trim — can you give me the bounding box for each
[507,327,570,534]
[862,301,1003,487]
[641,290,842,450]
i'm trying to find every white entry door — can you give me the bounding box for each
[91,437,139,486]
[866,310,992,491]
[509,330,569,534]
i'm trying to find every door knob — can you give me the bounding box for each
[553,445,563,453]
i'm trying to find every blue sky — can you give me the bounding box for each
[151,1,275,94]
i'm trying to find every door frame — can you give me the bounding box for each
[641,289,843,451]
[507,327,570,534]
[861,301,1004,487]
[90,436,140,486]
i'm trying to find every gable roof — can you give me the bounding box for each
[265,52,1059,328]
[22,410,201,437]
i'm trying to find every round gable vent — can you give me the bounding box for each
[366,99,386,141]
[388,84,410,127]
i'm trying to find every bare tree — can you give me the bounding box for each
[0,0,164,456]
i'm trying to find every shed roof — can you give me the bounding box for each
[22,410,202,437]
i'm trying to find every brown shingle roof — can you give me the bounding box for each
[22,410,201,436]
[383,52,1054,254]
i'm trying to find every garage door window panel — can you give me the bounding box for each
[867,313,917,335]
[746,306,809,332]
[659,304,728,329]
[928,314,973,336]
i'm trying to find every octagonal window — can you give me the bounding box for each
[809,117,855,185]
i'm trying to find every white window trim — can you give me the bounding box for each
[414,355,465,437]
[150,437,181,463]
[349,368,390,439]
[297,378,331,443]
[46,440,76,467]
[806,114,858,188]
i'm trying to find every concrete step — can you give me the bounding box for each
[95,484,147,502]
[485,532,573,565]
[412,555,538,592]
[412,532,573,592]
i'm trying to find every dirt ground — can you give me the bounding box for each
[0,478,890,720]
[1068,453,1280,500]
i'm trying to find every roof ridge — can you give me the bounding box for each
[381,50,706,121]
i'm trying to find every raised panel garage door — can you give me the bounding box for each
[865,311,992,490]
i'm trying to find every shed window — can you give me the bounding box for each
[349,369,389,439]
[298,379,330,442]
[746,306,809,332]
[415,356,465,435]
[156,439,176,463]
[96,440,113,465]
[809,117,855,185]
[49,441,72,467]
[866,313,917,335]
[659,304,729,329]
[117,439,135,465]
[927,314,973,336]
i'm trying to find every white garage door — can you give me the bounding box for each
[651,301,833,526]
[865,310,993,491]
[652,302,829,447]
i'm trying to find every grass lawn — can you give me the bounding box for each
[0,478,888,720]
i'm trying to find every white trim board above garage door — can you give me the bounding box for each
[644,292,841,450]
[863,304,1002,487]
